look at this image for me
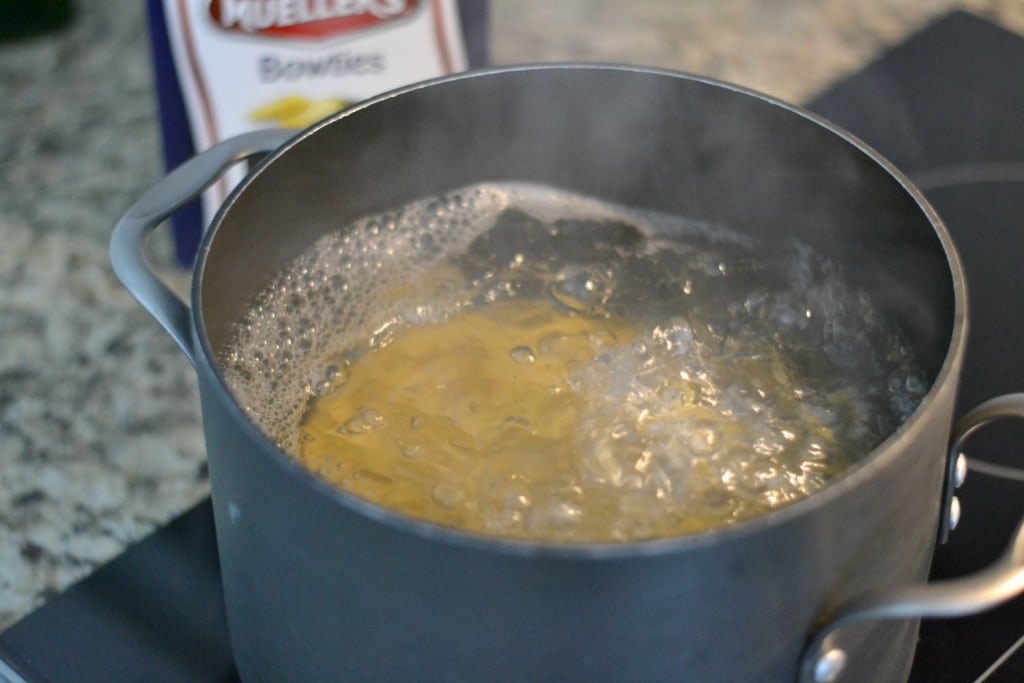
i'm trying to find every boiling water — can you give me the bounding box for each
[222,182,927,542]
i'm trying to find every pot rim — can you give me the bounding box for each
[191,63,968,559]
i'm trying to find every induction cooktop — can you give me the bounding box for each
[2,10,1023,683]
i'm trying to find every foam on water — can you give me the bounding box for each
[222,183,513,452]
[221,182,927,541]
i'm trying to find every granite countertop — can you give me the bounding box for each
[1,0,1023,632]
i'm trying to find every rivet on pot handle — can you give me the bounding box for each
[110,128,295,366]
[798,393,1024,683]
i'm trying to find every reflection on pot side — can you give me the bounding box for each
[222,182,927,541]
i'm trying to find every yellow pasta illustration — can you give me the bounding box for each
[250,96,351,129]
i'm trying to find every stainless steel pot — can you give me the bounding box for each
[112,65,1024,683]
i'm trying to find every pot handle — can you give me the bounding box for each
[798,393,1024,683]
[110,128,295,366]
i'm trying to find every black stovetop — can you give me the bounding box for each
[2,11,1023,683]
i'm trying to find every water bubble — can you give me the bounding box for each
[499,415,533,432]
[553,500,582,521]
[621,474,644,490]
[486,479,534,525]
[342,407,385,435]
[549,269,609,313]
[509,345,536,364]
[538,334,568,357]
[402,444,423,459]
[527,500,581,536]
[645,468,673,498]
[609,423,630,440]
[432,482,465,509]
[369,319,399,349]
[686,425,719,455]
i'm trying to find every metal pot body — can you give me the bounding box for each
[183,66,964,682]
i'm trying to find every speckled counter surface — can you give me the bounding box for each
[1,0,1022,632]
